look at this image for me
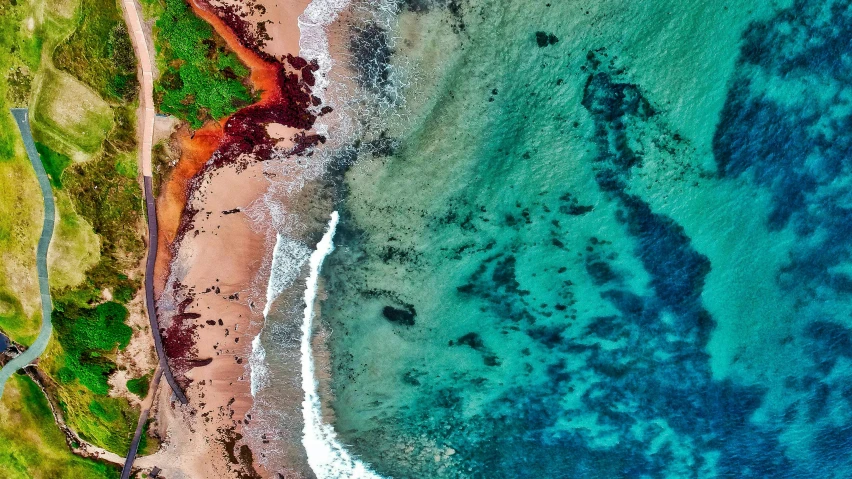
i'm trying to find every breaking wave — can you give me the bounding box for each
[300,211,384,478]
[251,233,311,396]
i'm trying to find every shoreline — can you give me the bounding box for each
[142,0,339,475]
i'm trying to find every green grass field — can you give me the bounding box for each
[0,374,121,478]
[47,191,101,291]
[0,0,49,347]
[31,68,115,162]
[0,153,43,346]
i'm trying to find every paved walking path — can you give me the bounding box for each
[0,108,56,399]
[142,177,187,404]
[122,0,154,177]
[119,0,186,405]
[119,0,187,474]
[120,367,164,479]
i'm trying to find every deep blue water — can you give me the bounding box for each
[313,0,852,477]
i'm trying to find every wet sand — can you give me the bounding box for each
[142,0,329,476]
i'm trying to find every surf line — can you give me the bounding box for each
[251,233,310,396]
[300,211,384,478]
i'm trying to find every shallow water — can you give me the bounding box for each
[281,0,852,477]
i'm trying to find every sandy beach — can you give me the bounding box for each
[140,161,274,478]
[136,0,335,476]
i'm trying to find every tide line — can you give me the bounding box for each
[300,211,385,479]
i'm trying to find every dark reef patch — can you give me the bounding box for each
[584,258,618,285]
[559,192,594,215]
[709,3,852,472]
[535,31,559,47]
[350,21,393,98]
[382,304,417,326]
[456,254,538,324]
[454,332,484,350]
[451,333,501,366]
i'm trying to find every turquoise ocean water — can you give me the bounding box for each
[296,0,852,476]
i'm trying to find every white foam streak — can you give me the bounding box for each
[264,233,312,317]
[298,0,350,115]
[249,334,267,396]
[301,212,384,479]
[252,233,311,397]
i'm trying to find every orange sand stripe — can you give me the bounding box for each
[153,0,284,294]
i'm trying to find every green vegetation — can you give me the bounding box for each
[53,0,138,101]
[6,66,34,108]
[63,147,144,264]
[45,363,139,454]
[116,151,139,179]
[35,141,72,188]
[48,192,101,291]
[126,373,152,398]
[42,297,140,452]
[148,0,253,127]
[1,0,155,464]
[0,291,40,346]
[32,68,115,161]
[0,374,121,478]
[139,417,161,456]
[24,0,151,456]
[0,149,42,344]
[52,301,132,395]
[0,0,47,347]
[39,121,146,453]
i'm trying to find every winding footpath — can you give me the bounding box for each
[120,367,164,479]
[119,0,187,475]
[120,0,186,404]
[116,0,187,479]
[0,108,56,400]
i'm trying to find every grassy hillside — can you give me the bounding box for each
[0,0,150,459]
[0,0,49,347]
[31,0,148,454]
[0,374,121,478]
[53,0,138,102]
[0,0,247,465]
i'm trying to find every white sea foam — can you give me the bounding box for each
[297,0,352,145]
[264,233,312,317]
[251,233,311,396]
[249,334,268,396]
[298,0,350,105]
[300,211,384,479]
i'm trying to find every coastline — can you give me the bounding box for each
[140,161,275,477]
[139,0,342,475]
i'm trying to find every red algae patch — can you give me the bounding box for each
[156,0,331,391]
[154,0,330,293]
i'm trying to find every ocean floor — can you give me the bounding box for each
[267,0,852,477]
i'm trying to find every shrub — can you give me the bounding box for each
[126,373,151,398]
[53,0,138,101]
[52,301,133,395]
[34,142,72,189]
